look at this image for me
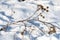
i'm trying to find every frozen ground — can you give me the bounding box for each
[0,0,60,40]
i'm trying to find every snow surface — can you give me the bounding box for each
[0,0,60,40]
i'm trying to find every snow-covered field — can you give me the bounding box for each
[0,0,60,40]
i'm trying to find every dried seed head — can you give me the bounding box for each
[37,5,44,9]
[46,10,49,12]
[21,32,24,35]
[48,27,56,34]
[43,16,45,18]
[18,0,25,2]
[0,28,3,31]
[46,6,49,9]
[43,8,46,10]
[40,14,45,18]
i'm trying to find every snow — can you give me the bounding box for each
[36,35,58,40]
[0,0,60,40]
